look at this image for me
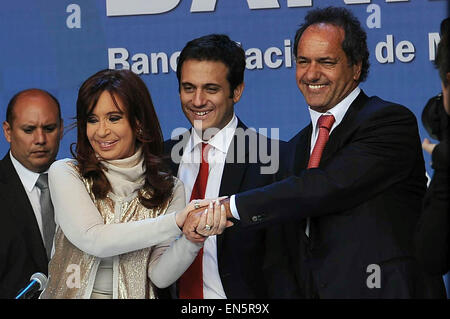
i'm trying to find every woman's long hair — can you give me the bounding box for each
[71,69,174,209]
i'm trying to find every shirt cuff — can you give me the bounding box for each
[230,195,240,220]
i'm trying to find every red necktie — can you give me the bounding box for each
[307,115,335,169]
[179,143,209,299]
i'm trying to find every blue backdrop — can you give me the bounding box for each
[0,0,449,295]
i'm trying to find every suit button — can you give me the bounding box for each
[251,214,264,222]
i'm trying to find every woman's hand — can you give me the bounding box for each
[181,197,233,243]
[195,199,233,237]
[175,199,211,228]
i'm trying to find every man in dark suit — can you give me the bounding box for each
[164,34,299,298]
[203,7,446,298]
[415,18,450,279]
[0,89,63,298]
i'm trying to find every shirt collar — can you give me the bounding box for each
[9,151,45,192]
[309,86,360,135]
[186,113,238,155]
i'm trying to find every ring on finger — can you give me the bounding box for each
[205,224,211,231]
[194,201,200,209]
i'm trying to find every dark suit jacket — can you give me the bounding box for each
[235,91,446,298]
[0,153,49,299]
[415,138,449,276]
[163,118,301,298]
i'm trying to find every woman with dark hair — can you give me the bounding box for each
[41,69,227,299]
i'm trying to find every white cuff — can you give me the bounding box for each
[230,195,240,220]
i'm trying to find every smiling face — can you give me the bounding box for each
[296,23,361,113]
[86,91,136,160]
[180,59,244,134]
[3,91,63,173]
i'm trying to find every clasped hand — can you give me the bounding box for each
[422,138,437,155]
[176,197,233,243]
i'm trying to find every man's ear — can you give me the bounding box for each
[353,61,362,81]
[232,82,245,104]
[3,121,11,143]
[59,119,64,141]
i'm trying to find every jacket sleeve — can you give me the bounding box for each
[48,160,182,258]
[147,178,203,288]
[235,104,424,227]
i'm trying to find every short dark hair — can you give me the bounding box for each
[176,34,246,97]
[293,6,370,83]
[72,69,174,209]
[435,18,450,86]
[6,88,61,125]
[440,17,450,36]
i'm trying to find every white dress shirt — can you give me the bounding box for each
[230,87,361,229]
[304,87,360,236]
[178,114,238,299]
[308,87,360,149]
[9,152,46,240]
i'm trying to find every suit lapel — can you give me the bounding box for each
[320,91,369,166]
[218,119,249,196]
[0,154,48,267]
[292,124,312,174]
[217,119,249,257]
[285,127,312,254]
